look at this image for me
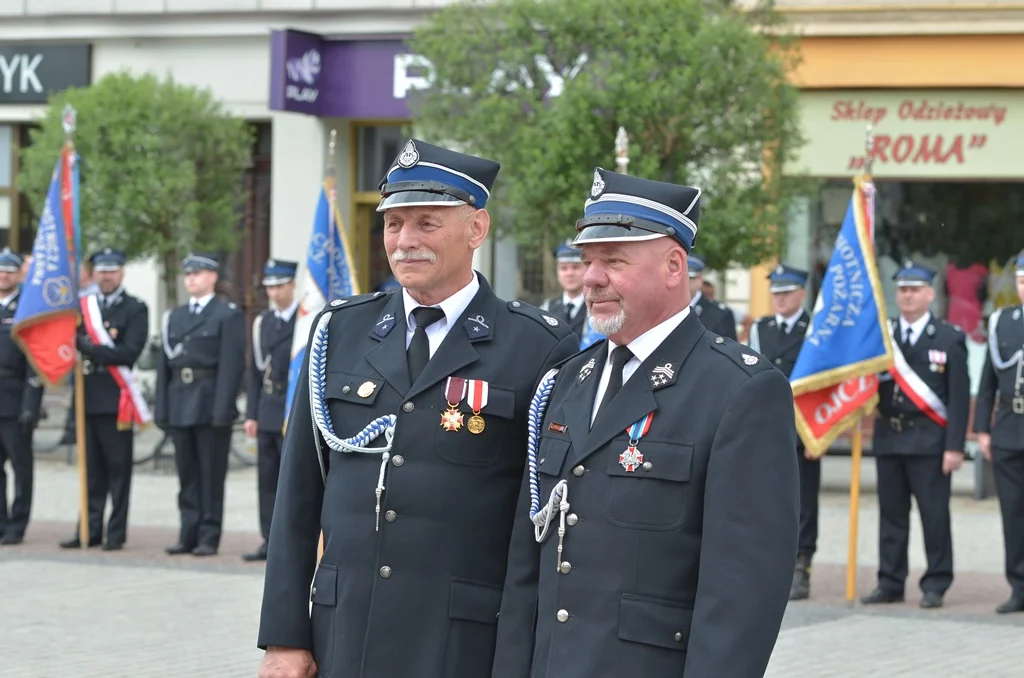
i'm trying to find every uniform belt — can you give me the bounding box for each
[173,367,217,384]
[1005,395,1024,415]
[81,359,107,375]
[263,380,288,395]
[887,413,927,433]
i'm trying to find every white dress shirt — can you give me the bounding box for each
[591,306,691,424]
[189,292,215,314]
[403,273,480,358]
[776,309,804,335]
[562,292,584,319]
[898,312,931,347]
[276,299,299,323]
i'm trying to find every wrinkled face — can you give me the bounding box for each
[184,269,217,297]
[771,288,806,317]
[581,238,688,343]
[266,280,296,308]
[896,284,934,317]
[95,269,124,295]
[1016,273,1024,303]
[556,261,585,295]
[0,270,18,294]
[688,274,703,298]
[383,204,488,299]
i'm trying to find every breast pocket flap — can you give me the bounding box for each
[310,564,337,606]
[473,384,515,420]
[617,594,693,651]
[606,441,693,482]
[449,578,502,625]
[325,373,383,405]
[537,436,571,477]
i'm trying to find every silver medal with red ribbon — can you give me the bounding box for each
[619,412,654,472]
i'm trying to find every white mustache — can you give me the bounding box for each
[392,249,437,264]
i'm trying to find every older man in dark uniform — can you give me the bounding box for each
[59,248,149,550]
[256,139,577,678]
[492,168,799,678]
[687,254,736,339]
[861,261,969,610]
[541,241,587,339]
[749,265,817,600]
[0,248,43,546]
[155,252,245,557]
[974,250,1024,614]
[242,258,298,562]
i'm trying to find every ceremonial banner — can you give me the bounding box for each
[789,177,893,457]
[12,148,80,386]
[284,176,359,427]
[579,314,604,350]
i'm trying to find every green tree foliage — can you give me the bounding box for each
[409,0,810,269]
[18,71,253,305]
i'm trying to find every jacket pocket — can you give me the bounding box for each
[605,440,694,530]
[618,593,693,650]
[309,564,337,677]
[435,385,516,468]
[443,579,502,678]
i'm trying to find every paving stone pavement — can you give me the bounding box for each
[2,458,1023,676]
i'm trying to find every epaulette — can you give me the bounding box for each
[227,301,238,311]
[507,300,573,338]
[716,302,728,311]
[324,290,391,312]
[709,334,773,375]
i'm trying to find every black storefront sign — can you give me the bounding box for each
[0,44,92,104]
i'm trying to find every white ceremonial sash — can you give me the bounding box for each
[888,323,948,427]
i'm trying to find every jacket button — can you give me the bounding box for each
[384,510,397,523]
[775,358,782,365]
[342,385,351,394]
[512,301,521,308]
[715,337,724,344]
[311,586,317,596]
[572,465,585,477]
[392,455,405,467]
[380,566,392,579]
[675,632,683,642]
[642,461,653,471]
[556,609,569,622]
[402,402,415,413]
[558,561,572,574]
[566,513,578,526]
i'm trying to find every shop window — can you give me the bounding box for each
[357,125,405,192]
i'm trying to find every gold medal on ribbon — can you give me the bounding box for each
[466,379,489,435]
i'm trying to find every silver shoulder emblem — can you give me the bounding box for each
[742,354,759,366]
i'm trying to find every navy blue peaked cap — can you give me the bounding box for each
[0,247,22,272]
[377,139,501,212]
[90,247,127,272]
[553,240,582,263]
[893,259,936,287]
[182,252,220,273]
[768,264,808,293]
[572,168,701,252]
[263,258,298,286]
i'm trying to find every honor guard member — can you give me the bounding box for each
[256,139,577,678]
[491,168,799,678]
[155,252,245,557]
[687,254,737,339]
[242,258,299,562]
[540,241,587,339]
[58,249,149,550]
[749,265,818,600]
[861,261,969,610]
[0,248,43,545]
[974,250,1024,614]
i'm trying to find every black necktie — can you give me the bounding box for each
[903,326,912,347]
[191,301,199,315]
[595,346,634,424]
[407,307,445,382]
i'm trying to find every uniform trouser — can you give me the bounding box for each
[876,454,953,595]
[0,419,33,538]
[257,430,283,541]
[797,444,821,557]
[992,446,1024,598]
[82,415,134,545]
[170,424,232,549]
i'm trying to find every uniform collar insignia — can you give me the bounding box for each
[926,324,935,336]
[649,362,677,390]
[694,305,702,316]
[463,314,490,340]
[374,312,396,338]
[1013,308,1021,321]
[578,357,596,384]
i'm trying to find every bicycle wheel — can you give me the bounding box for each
[134,431,172,466]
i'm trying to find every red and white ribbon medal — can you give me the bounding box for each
[466,380,489,434]
[441,377,467,431]
[620,412,654,472]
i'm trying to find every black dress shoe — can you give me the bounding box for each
[101,542,123,552]
[59,537,101,549]
[0,534,23,546]
[860,587,904,605]
[165,543,194,555]
[996,596,1024,614]
[920,592,944,609]
[192,545,217,557]
[242,542,268,562]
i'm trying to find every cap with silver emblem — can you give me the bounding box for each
[377,139,501,212]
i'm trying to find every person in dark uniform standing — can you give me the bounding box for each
[492,168,799,678]
[242,258,298,562]
[749,264,817,600]
[58,248,149,550]
[861,261,969,610]
[0,248,44,546]
[256,139,577,678]
[687,254,737,339]
[540,241,587,339]
[974,250,1024,614]
[155,252,245,557]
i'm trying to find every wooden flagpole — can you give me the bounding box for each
[62,105,90,548]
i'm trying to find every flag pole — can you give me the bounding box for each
[316,129,338,564]
[846,124,874,602]
[62,104,89,548]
